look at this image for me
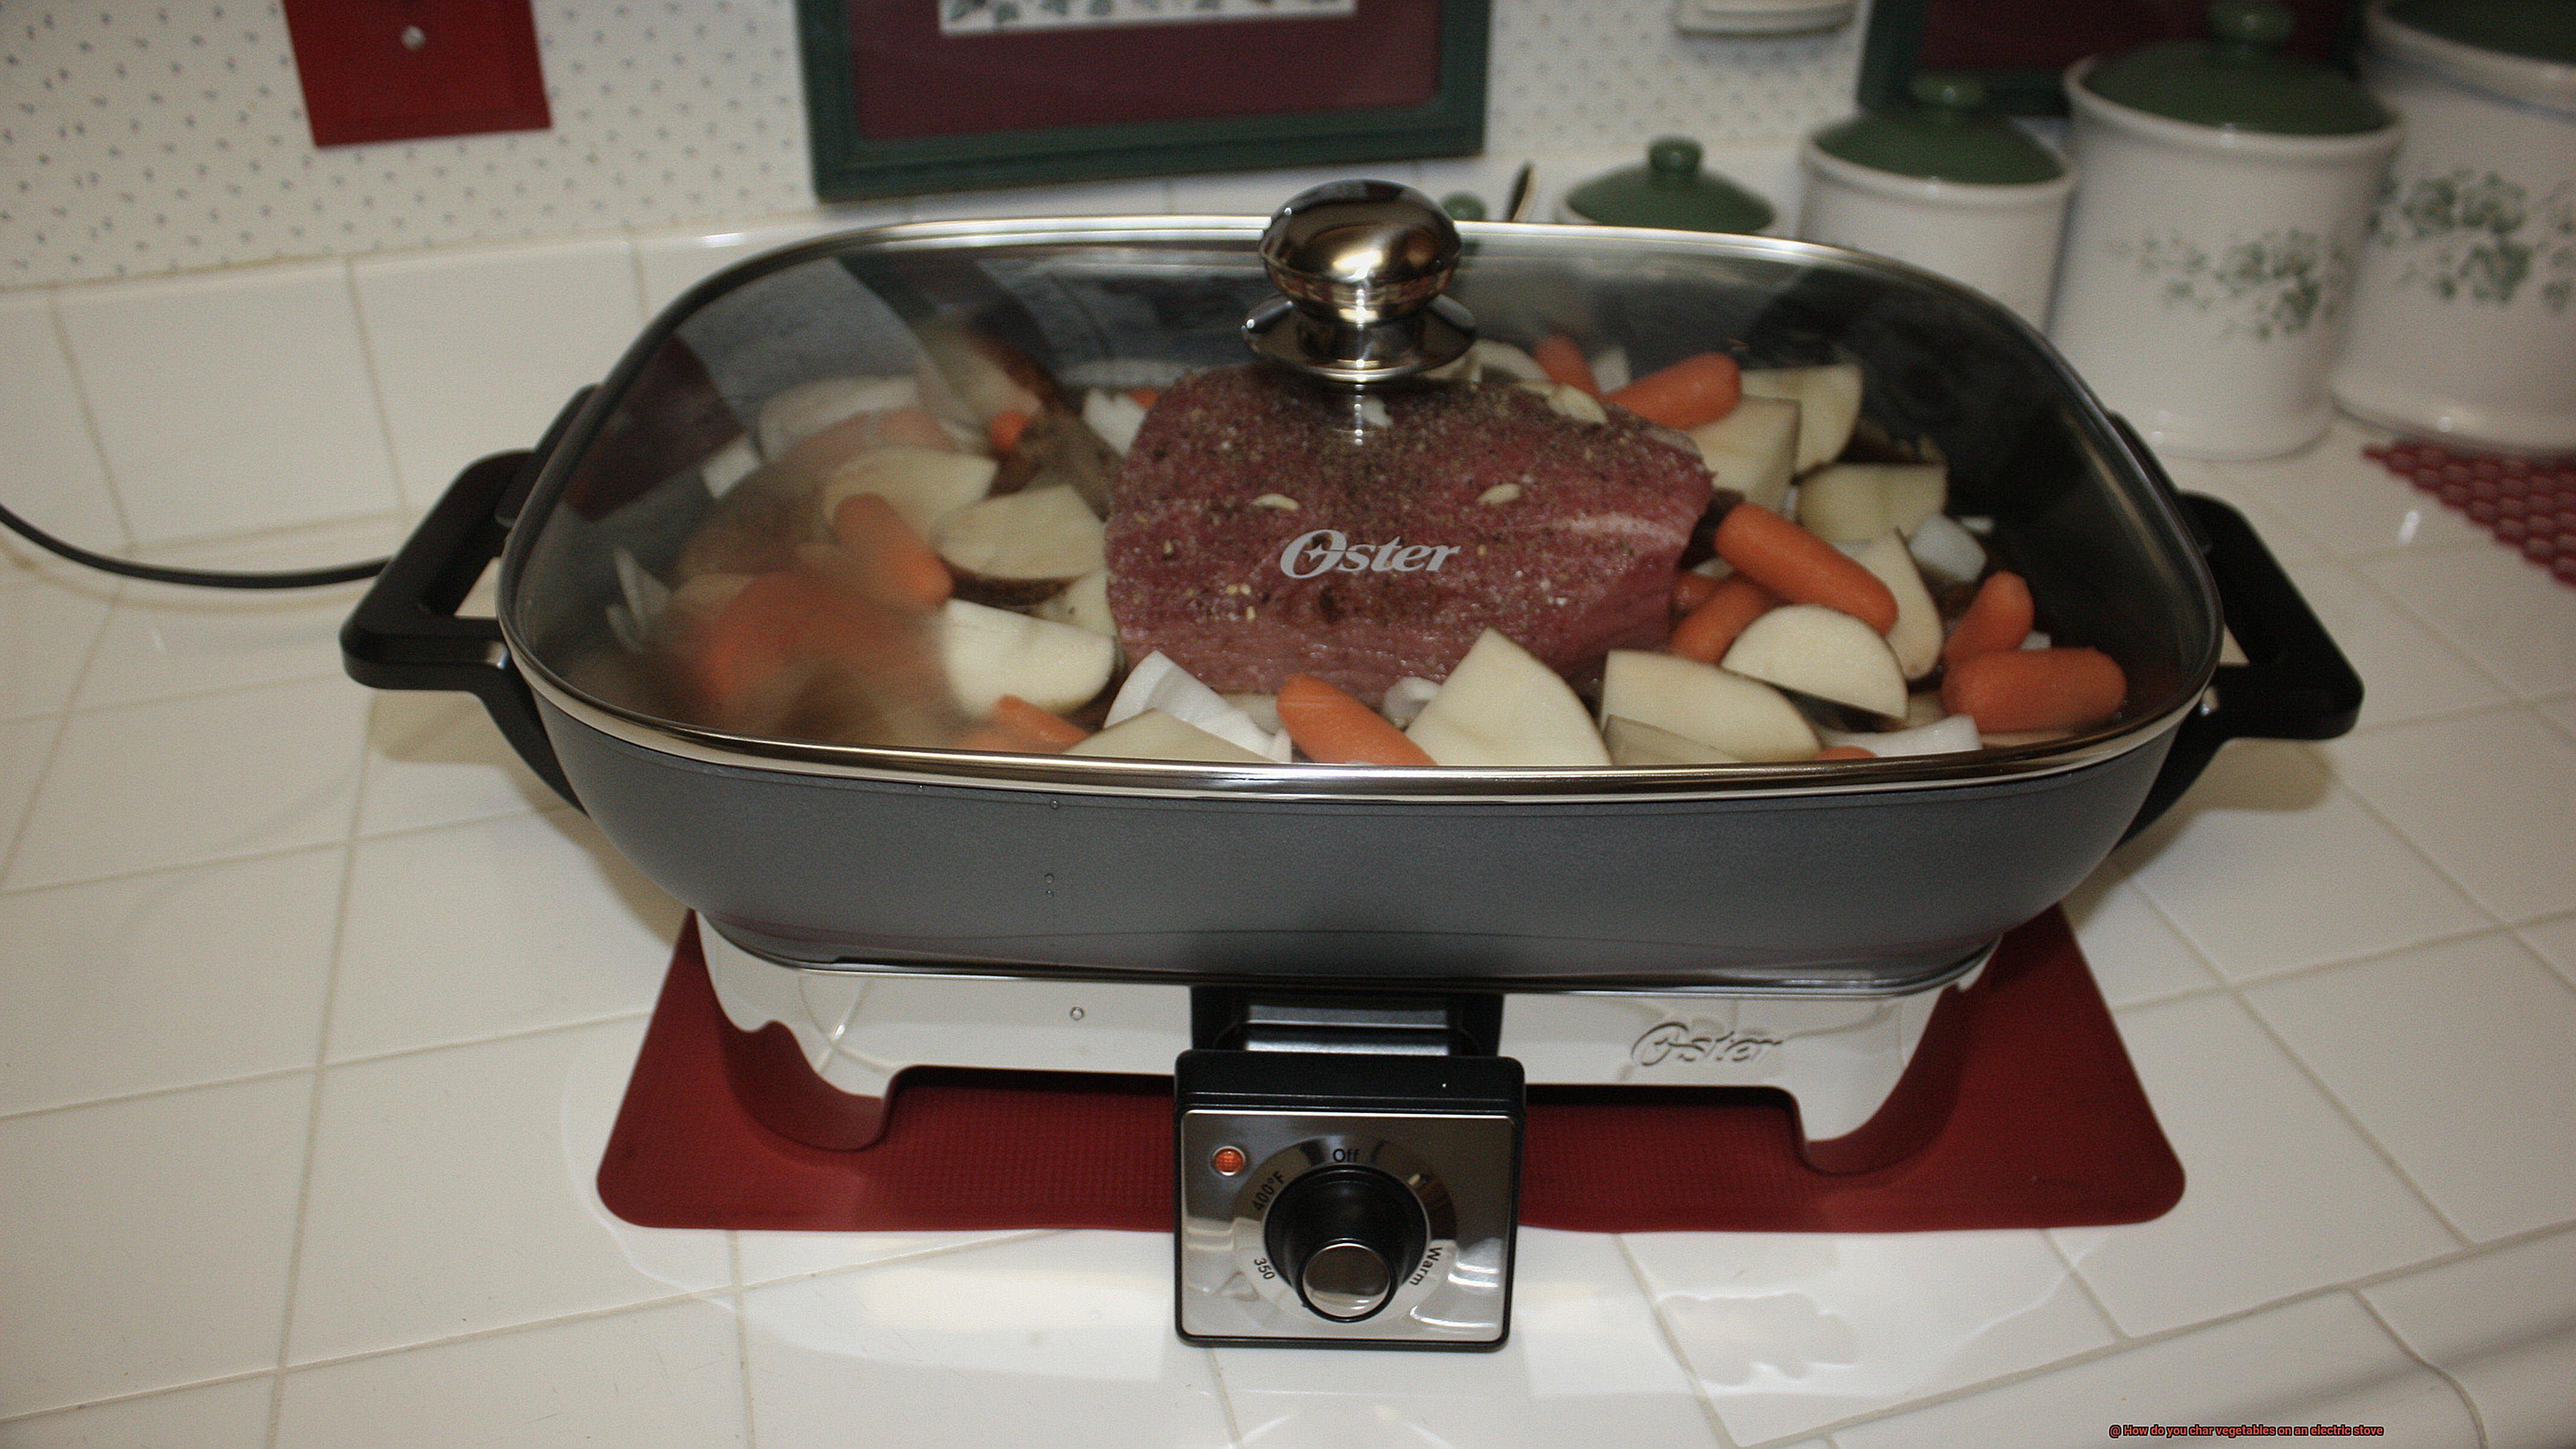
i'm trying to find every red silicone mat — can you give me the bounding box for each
[598,908,2183,1234]
[2369,439,2576,587]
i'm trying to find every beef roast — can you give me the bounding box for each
[1103,365,1712,701]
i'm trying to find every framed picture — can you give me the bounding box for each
[1855,0,2361,116]
[796,0,1491,201]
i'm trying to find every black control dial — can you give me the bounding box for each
[1263,1165,1430,1323]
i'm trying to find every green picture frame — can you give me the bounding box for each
[796,1,1491,203]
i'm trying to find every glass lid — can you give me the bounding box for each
[507,183,2212,782]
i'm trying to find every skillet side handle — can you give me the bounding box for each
[2123,490,2364,841]
[341,446,579,808]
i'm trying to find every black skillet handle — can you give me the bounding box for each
[341,392,592,808]
[2120,438,2363,839]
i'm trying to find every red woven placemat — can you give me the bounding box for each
[598,909,2183,1235]
[2368,440,2576,587]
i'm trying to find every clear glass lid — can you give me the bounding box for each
[507,184,2211,779]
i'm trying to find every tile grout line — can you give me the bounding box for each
[262,702,376,1449]
[727,1234,758,1449]
[2314,752,2523,935]
[1201,1345,1251,1449]
[2043,1233,2130,1345]
[0,713,72,888]
[622,234,657,321]
[0,565,127,885]
[0,1365,282,1430]
[2117,867,2478,1249]
[2341,539,2562,702]
[41,286,141,548]
[1614,1234,1744,1449]
[0,789,565,904]
[2120,841,2500,1002]
[733,1228,1064,1294]
[1758,1216,2576,1446]
[318,1006,655,1076]
[2227,981,2474,1250]
[2348,1287,2493,1449]
[0,1062,318,1127]
[339,257,415,511]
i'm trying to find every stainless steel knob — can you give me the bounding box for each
[1245,180,1476,386]
[1299,1240,1394,1321]
[1261,1163,1427,1325]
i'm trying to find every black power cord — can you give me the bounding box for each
[0,497,388,590]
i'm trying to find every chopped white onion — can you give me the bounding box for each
[1906,511,1987,587]
[1379,676,1441,728]
[611,548,671,633]
[1107,652,1287,760]
[1083,390,1151,456]
[1588,346,1631,392]
[697,435,760,498]
[1819,715,1982,758]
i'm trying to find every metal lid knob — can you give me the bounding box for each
[1299,1240,1394,1321]
[1244,180,1476,386]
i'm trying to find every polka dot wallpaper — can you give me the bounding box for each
[2,0,1864,288]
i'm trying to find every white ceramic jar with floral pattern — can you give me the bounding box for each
[2049,0,2403,460]
[2331,0,2576,454]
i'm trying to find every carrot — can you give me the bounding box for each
[1672,570,1724,615]
[1941,570,2035,668]
[687,571,869,713]
[1815,745,1876,760]
[1668,575,1779,664]
[1712,503,1899,634]
[830,493,953,611]
[955,724,1030,753]
[1941,647,2127,733]
[987,408,1031,455]
[1277,674,1436,766]
[1606,352,1743,431]
[1530,335,1601,397]
[1128,388,1161,409]
[991,694,1091,750]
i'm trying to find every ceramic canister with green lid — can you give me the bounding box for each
[2332,0,2576,454]
[1799,72,2076,325]
[2049,0,2404,461]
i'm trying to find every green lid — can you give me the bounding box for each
[1439,191,1488,222]
[2384,0,2576,65]
[2083,0,2395,134]
[1564,138,1777,234]
[1813,74,2066,186]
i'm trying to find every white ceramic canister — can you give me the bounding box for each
[2049,0,2404,459]
[2330,0,2576,453]
[1799,74,2076,326]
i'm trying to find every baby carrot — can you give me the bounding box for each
[987,408,1031,455]
[1668,575,1779,664]
[955,724,1030,753]
[1672,570,1723,614]
[1606,352,1743,431]
[1713,503,1899,634]
[831,493,953,611]
[1941,647,2127,733]
[1815,745,1876,760]
[1530,335,1602,396]
[1941,570,2034,668]
[992,694,1092,750]
[1128,387,1161,409]
[1277,674,1436,766]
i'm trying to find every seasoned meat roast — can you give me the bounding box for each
[1103,366,1714,702]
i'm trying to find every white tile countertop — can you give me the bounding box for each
[2,422,2572,1448]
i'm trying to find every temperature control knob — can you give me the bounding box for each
[1262,1164,1429,1323]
